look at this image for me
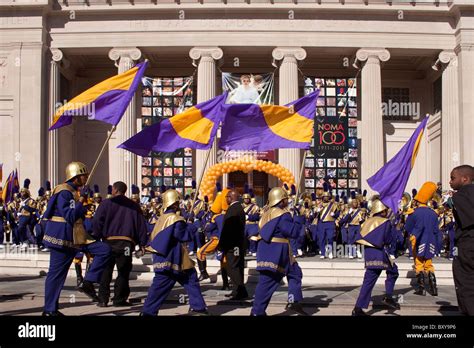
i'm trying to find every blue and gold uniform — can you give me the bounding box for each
[243,189,261,255]
[405,182,440,296]
[17,179,38,247]
[352,199,400,316]
[339,195,366,258]
[196,189,228,285]
[315,190,339,259]
[33,186,48,249]
[42,162,111,316]
[142,189,207,316]
[251,187,305,316]
[0,198,7,246]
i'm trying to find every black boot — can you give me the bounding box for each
[74,263,83,288]
[382,295,401,310]
[77,280,99,302]
[428,272,438,296]
[197,259,210,282]
[414,272,426,296]
[351,307,367,316]
[285,302,309,316]
[220,267,230,291]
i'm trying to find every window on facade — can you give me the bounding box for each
[382,87,414,120]
[140,76,195,196]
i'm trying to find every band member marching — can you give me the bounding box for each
[316,184,339,259]
[340,192,366,259]
[141,189,208,316]
[405,182,440,296]
[243,185,261,256]
[251,187,306,316]
[42,162,111,315]
[352,199,400,316]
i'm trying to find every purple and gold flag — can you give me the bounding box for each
[1,171,11,203]
[49,61,148,130]
[219,90,319,151]
[367,116,429,213]
[119,92,228,156]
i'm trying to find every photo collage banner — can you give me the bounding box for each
[221,72,275,161]
[303,77,359,195]
[140,76,195,195]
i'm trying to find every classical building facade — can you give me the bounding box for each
[0,0,472,198]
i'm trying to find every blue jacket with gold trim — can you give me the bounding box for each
[256,208,303,275]
[42,181,87,250]
[147,208,197,274]
[405,206,439,259]
[356,216,394,270]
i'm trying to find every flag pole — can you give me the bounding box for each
[189,141,214,213]
[294,150,307,201]
[85,125,117,186]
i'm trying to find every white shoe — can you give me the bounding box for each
[320,255,325,259]
[297,249,303,256]
[349,255,354,259]
[356,250,362,259]
[448,257,453,261]
[328,252,334,259]
[20,242,28,250]
[188,251,194,256]
[0,244,4,249]
[41,248,50,252]
[251,252,257,257]
[409,256,414,260]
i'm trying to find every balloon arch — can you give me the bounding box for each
[200,159,295,201]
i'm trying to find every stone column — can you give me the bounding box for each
[272,47,307,189]
[356,48,390,194]
[189,47,223,187]
[456,43,474,166]
[48,48,63,187]
[437,51,460,189]
[108,47,141,193]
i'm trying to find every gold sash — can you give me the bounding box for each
[147,212,195,270]
[258,207,286,230]
[355,216,388,248]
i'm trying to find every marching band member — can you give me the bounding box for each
[141,189,208,316]
[243,185,261,256]
[352,199,400,316]
[405,182,440,296]
[17,179,38,249]
[316,184,339,259]
[251,187,305,316]
[42,162,111,315]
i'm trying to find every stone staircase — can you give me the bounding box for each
[0,245,454,286]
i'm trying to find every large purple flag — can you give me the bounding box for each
[119,92,227,156]
[219,90,319,151]
[50,61,148,130]
[367,116,429,213]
